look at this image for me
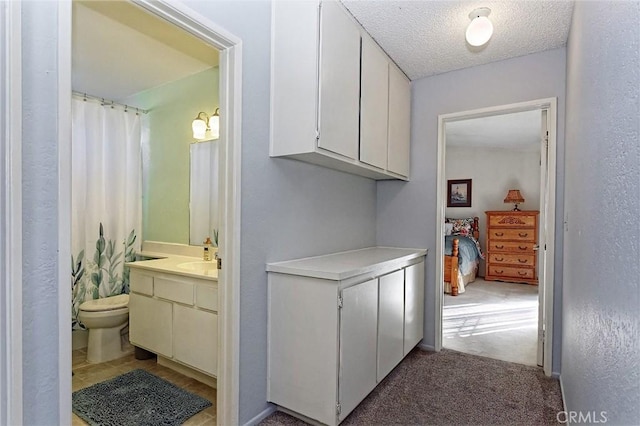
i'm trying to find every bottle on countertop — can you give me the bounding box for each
[203,237,213,261]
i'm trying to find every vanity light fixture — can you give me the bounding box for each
[465,7,493,47]
[504,189,525,211]
[191,108,220,140]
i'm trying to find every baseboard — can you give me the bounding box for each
[243,405,276,426]
[418,343,435,352]
[559,375,568,412]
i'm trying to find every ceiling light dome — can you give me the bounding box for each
[466,7,493,47]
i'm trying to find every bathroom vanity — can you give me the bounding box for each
[266,247,427,425]
[127,253,218,387]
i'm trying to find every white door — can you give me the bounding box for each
[537,109,549,367]
[338,279,378,421]
[317,0,361,160]
[387,65,411,177]
[377,270,405,380]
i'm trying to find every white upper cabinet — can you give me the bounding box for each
[360,34,389,170]
[387,64,411,178]
[317,0,361,160]
[270,0,411,180]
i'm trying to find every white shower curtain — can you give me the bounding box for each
[71,98,142,330]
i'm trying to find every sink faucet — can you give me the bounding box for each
[203,237,213,261]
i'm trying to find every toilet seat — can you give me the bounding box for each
[79,294,129,312]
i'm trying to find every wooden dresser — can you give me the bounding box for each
[485,210,539,285]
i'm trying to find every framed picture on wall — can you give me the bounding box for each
[447,179,472,207]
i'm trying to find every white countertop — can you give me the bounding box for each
[266,247,427,281]
[127,254,218,281]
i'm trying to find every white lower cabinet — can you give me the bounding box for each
[267,248,427,425]
[129,269,218,378]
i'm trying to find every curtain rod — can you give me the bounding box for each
[72,91,149,115]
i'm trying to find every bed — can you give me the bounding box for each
[444,217,483,296]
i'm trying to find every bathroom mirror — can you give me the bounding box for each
[189,140,219,245]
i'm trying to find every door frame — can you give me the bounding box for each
[434,98,557,377]
[1,1,23,424]
[50,1,243,424]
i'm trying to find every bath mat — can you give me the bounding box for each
[72,369,212,426]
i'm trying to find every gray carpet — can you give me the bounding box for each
[260,349,563,426]
[72,369,212,426]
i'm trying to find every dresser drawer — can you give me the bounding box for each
[487,241,536,253]
[488,214,537,228]
[130,270,154,296]
[487,253,535,266]
[154,277,194,305]
[488,265,534,280]
[488,228,536,242]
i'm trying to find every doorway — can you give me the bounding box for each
[60,1,242,424]
[435,99,557,376]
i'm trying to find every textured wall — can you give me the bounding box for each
[562,2,640,423]
[183,1,377,423]
[21,2,63,423]
[445,146,541,275]
[376,48,566,374]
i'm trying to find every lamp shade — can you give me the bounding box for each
[192,116,208,140]
[210,108,220,140]
[466,8,493,47]
[504,189,525,204]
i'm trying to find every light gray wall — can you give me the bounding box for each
[183,1,377,423]
[376,48,566,374]
[21,2,64,424]
[562,2,639,423]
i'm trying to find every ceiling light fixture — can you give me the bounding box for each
[465,7,493,47]
[191,108,220,140]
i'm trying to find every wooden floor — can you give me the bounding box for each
[72,348,216,425]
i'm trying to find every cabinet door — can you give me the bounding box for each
[174,305,218,376]
[339,279,378,421]
[404,261,424,355]
[129,293,173,357]
[387,65,411,177]
[360,34,389,170]
[377,270,405,380]
[318,0,361,160]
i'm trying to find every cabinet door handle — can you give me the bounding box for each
[518,246,527,250]
[495,245,504,249]
[518,271,528,276]
[495,257,504,261]
[518,259,528,263]
[519,232,528,237]
[495,232,504,237]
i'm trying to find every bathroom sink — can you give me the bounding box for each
[176,261,217,272]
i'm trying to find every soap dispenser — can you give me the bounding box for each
[203,237,213,261]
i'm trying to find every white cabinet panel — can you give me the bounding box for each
[377,270,405,380]
[317,0,361,160]
[360,35,389,170]
[387,64,411,177]
[174,305,218,376]
[129,293,173,357]
[339,279,378,421]
[404,261,425,355]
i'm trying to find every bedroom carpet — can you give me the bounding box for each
[444,278,539,366]
[259,349,563,426]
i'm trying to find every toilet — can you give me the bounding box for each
[78,294,133,363]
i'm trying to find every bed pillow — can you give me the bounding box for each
[444,223,454,236]
[446,217,474,236]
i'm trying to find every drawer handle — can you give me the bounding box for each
[518,271,528,276]
[495,232,504,237]
[495,245,504,249]
[495,257,504,261]
[519,232,528,237]
[518,246,528,250]
[518,259,528,263]
[496,270,504,274]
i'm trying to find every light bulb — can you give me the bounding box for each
[192,118,207,140]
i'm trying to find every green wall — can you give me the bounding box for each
[129,67,219,244]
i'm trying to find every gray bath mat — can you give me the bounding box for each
[72,369,212,425]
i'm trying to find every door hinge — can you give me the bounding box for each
[315,128,320,141]
[336,402,341,415]
[338,296,343,309]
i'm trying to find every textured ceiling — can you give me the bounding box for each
[446,110,542,151]
[342,0,574,80]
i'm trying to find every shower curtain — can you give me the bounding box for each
[71,98,142,330]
